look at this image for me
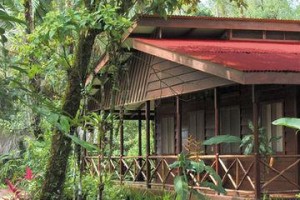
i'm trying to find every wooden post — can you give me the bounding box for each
[120,108,124,184]
[138,110,143,181]
[145,101,151,188]
[252,85,261,199]
[138,110,142,157]
[176,96,182,154]
[214,88,220,192]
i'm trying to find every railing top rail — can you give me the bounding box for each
[268,155,300,158]
[85,154,300,160]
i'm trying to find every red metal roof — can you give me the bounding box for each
[135,38,300,72]
[141,15,300,24]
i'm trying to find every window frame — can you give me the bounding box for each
[160,115,175,155]
[260,100,285,154]
[219,105,241,155]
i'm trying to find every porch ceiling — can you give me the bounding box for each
[132,38,300,85]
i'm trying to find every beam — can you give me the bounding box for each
[138,16,300,32]
[132,38,245,84]
[244,72,300,85]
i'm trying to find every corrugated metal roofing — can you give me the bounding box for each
[141,15,300,24]
[134,38,300,72]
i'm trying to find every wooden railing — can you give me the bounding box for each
[84,154,300,196]
[259,155,300,194]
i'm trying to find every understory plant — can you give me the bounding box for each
[170,135,243,200]
[240,121,281,156]
[170,153,226,200]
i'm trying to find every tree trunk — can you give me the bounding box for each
[24,0,44,140]
[40,29,99,200]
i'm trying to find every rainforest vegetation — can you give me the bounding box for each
[0,0,299,199]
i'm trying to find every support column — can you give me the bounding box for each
[145,101,151,188]
[214,88,220,178]
[137,110,143,181]
[176,96,182,154]
[120,108,124,184]
[138,110,142,157]
[252,85,261,199]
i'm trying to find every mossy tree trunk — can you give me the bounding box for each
[40,28,99,199]
[24,0,44,140]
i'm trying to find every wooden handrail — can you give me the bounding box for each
[86,154,300,160]
[84,153,300,195]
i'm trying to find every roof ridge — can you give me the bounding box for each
[141,14,300,24]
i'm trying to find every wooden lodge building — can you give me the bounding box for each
[87,15,300,199]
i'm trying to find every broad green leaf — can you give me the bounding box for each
[65,133,100,152]
[48,113,59,125]
[9,65,27,74]
[243,143,253,155]
[272,118,300,130]
[269,136,282,142]
[0,10,26,24]
[1,34,7,43]
[0,27,4,34]
[174,176,189,200]
[59,115,70,133]
[203,135,241,146]
[190,160,205,173]
[203,165,226,194]
[169,161,180,169]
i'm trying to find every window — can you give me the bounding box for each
[220,106,240,154]
[184,110,205,152]
[189,110,205,141]
[261,102,284,152]
[161,116,175,154]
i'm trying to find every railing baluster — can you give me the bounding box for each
[84,154,300,197]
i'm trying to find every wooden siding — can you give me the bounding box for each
[88,53,233,111]
[146,57,233,100]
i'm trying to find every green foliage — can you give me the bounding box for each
[170,133,246,199]
[240,121,281,156]
[112,120,155,156]
[202,135,241,146]
[0,9,25,25]
[174,176,189,200]
[80,173,100,200]
[170,153,226,200]
[0,128,52,193]
[203,0,300,19]
[66,133,100,152]
[75,173,175,200]
[272,117,300,131]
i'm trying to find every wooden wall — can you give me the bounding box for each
[145,57,233,101]
[88,53,233,111]
[155,85,298,155]
[155,85,299,191]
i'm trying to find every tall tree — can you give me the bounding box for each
[1,0,248,199]
[39,1,200,199]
